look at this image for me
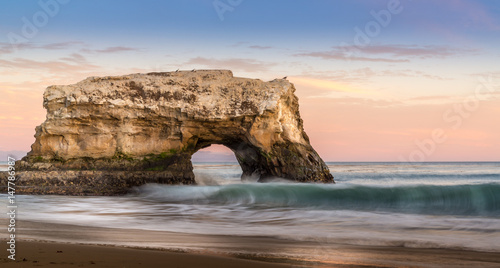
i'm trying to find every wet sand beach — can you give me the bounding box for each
[0,241,293,268]
[1,219,500,267]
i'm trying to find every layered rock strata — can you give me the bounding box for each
[1,70,333,195]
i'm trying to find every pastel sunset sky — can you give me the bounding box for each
[1,0,499,161]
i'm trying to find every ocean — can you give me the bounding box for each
[1,162,499,258]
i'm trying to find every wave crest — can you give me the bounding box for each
[134,183,500,216]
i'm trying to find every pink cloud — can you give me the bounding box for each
[82,46,140,54]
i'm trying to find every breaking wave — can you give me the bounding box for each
[135,182,500,216]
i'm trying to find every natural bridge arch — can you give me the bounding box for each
[190,139,286,182]
[9,70,333,195]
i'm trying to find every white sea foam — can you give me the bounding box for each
[1,162,499,252]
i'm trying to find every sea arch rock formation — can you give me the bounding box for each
[7,70,333,195]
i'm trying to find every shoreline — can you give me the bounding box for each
[1,219,500,267]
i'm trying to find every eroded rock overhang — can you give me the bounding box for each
[1,70,334,195]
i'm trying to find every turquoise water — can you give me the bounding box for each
[148,183,498,216]
[1,162,499,252]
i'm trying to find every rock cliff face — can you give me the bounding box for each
[4,70,333,195]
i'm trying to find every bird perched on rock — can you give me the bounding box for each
[283,76,287,80]
[191,69,195,72]
[175,69,179,72]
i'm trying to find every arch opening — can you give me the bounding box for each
[191,144,243,185]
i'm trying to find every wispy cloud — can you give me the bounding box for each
[0,41,140,55]
[292,76,366,94]
[470,71,500,79]
[230,42,274,50]
[295,50,409,63]
[185,57,277,72]
[39,41,85,50]
[298,68,376,83]
[248,45,273,50]
[295,44,476,62]
[380,69,449,80]
[0,41,84,55]
[0,54,99,73]
[324,92,499,107]
[298,68,447,84]
[60,53,89,64]
[82,46,140,53]
[353,45,477,58]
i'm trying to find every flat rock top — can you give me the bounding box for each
[44,70,292,119]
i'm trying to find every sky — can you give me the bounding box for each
[0,0,499,162]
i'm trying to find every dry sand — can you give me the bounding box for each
[1,219,499,267]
